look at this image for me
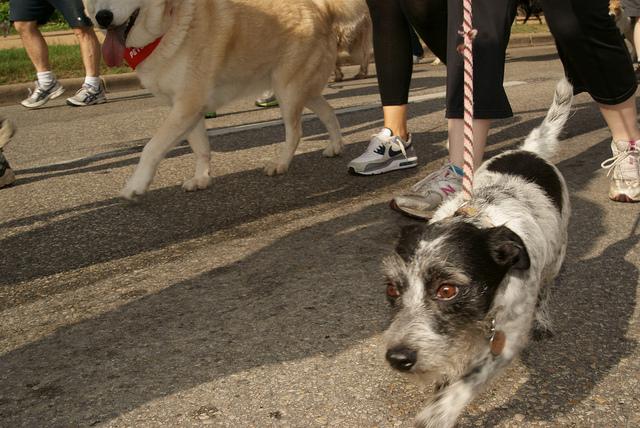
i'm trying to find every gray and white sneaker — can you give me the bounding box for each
[0,118,16,189]
[66,83,107,107]
[390,163,463,219]
[21,80,65,108]
[348,128,417,175]
[601,139,640,202]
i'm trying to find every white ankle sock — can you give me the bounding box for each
[36,71,55,88]
[84,76,101,90]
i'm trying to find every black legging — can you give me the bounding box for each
[365,0,448,106]
[367,0,637,119]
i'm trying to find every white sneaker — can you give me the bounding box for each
[66,83,107,106]
[390,163,463,219]
[21,80,65,108]
[601,139,640,202]
[348,128,417,175]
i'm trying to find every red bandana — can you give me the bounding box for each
[124,37,163,70]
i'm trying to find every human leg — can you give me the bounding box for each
[12,20,49,73]
[73,27,101,79]
[543,0,639,201]
[445,0,518,166]
[49,0,108,105]
[65,26,107,106]
[11,2,65,108]
[399,0,448,63]
[635,16,640,61]
[392,0,517,218]
[348,0,416,175]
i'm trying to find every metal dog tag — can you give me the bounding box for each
[490,330,506,356]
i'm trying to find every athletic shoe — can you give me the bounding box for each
[601,139,640,202]
[390,163,463,219]
[255,90,278,108]
[0,118,16,188]
[348,128,417,175]
[66,83,107,107]
[21,80,65,108]
[0,151,15,189]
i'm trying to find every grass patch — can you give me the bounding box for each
[0,44,130,85]
[511,22,549,34]
[3,22,70,35]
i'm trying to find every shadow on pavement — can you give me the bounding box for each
[0,99,452,300]
[0,203,410,427]
[1,73,637,426]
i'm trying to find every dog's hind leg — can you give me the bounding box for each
[264,96,304,176]
[182,118,213,192]
[305,96,344,157]
[532,282,554,341]
[122,105,201,200]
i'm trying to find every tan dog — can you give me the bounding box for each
[610,0,636,61]
[83,0,356,199]
[333,0,372,82]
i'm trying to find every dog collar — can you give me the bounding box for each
[124,37,163,70]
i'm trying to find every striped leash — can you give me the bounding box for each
[457,0,477,200]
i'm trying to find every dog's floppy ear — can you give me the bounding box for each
[396,224,427,262]
[487,226,530,270]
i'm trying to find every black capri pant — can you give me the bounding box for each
[367,0,637,119]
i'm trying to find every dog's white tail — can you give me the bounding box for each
[521,78,573,160]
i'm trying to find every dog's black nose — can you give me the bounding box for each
[95,10,114,28]
[386,347,417,372]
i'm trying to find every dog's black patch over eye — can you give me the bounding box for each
[420,221,530,324]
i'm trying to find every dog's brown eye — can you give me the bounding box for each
[436,284,458,301]
[386,281,401,298]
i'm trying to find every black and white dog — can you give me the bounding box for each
[383,79,573,428]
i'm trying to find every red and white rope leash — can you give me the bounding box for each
[459,0,477,201]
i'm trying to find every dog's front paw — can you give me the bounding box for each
[415,397,460,428]
[121,177,149,201]
[322,141,344,158]
[263,161,289,176]
[182,175,213,192]
[532,324,554,341]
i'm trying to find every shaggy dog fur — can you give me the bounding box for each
[383,79,574,428]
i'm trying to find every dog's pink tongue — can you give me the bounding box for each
[102,28,126,67]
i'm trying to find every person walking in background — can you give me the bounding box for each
[10,0,106,108]
[351,0,639,218]
[392,0,639,216]
[348,0,447,176]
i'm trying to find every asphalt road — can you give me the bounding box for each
[0,46,639,428]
